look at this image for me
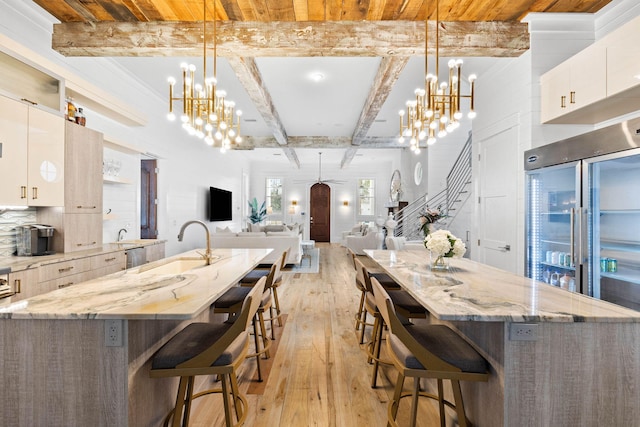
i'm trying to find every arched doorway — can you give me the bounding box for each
[310,183,330,242]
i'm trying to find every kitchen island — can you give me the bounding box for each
[365,249,640,427]
[0,248,271,427]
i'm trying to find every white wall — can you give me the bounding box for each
[248,153,400,242]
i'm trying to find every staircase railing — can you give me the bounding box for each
[393,132,472,241]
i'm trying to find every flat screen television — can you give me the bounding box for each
[209,187,232,221]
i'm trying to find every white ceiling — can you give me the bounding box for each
[112,55,510,168]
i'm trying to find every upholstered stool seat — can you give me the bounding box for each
[369,272,402,290]
[150,282,264,427]
[371,277,489,427]
[239,250,287,328]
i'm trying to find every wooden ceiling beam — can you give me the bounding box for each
[236,135,408,149]
[52,20,529,57]
[226,56,288,145]
[344,56,410,167]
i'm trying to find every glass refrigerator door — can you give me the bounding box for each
[526,162,580,290]
[584,148,640,311]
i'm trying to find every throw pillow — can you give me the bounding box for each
[215,226,233,233]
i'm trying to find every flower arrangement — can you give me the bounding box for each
[418,206,446,236]
[424,229,466,270]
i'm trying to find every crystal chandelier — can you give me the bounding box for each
[167,0,242,152]
[398,0,476,153]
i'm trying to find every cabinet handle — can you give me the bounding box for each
[76,241,97,247]
[20,186,27,199]
[14,279,21,294]
[32,187,38,200]
[76,205,97,209]
[105,257,116,262]
[58,282,73,288]
[570,91,575,104]
[560,95,566,108]
[58,266,74,273]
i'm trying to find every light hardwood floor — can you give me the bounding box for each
[189,243,443,426]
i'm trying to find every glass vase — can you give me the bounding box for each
[430,252,450,271]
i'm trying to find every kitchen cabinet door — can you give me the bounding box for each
[0,96,28,205]
[65,122,103,213]
[540,62,571,124]
[27,107,65,206]
[7,268,39,302]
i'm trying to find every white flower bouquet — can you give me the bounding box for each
[424,230,466,269]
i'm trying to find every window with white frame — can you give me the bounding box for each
[358,178,375,216]
[265,178,283,214]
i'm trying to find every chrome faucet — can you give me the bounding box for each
[177,220,213,264]
[117,228,128,241]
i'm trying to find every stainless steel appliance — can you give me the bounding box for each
[0,267,12,299]
[15,224,55,256]
[525,118,640,311]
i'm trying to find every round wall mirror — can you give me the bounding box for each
[414,162,423,185]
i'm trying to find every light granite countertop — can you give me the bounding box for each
[0,248,271,320]
[364,249,640,323]
[0,239,167,273]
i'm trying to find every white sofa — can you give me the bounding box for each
[385,236,425,251]
[211,231,302,265]
[345,231,379,255]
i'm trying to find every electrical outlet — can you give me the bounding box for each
[509,323,538,341]
[105,319,124,347]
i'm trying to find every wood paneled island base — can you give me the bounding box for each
[365,249,640,426]
[0,248,271,426]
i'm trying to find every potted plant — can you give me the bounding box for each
[248,198,267,224]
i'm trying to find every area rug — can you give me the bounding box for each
[247,314,288,395]
[289,248,320,274]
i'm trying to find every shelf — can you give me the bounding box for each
[600,239,640,253]
[600,209,640,214]
[103,175,132,184]
[601,272,640,286]
[539,212,571,215]
[540,261,575,271]
[540,239,571,246]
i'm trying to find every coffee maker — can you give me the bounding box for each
[15,224,55,256]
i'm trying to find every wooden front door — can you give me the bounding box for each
[140,159,158,239]
[310,183,330,242]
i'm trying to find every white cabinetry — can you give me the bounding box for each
[541,15,640,124]
[540,44,606,124]
[0,95,64,206]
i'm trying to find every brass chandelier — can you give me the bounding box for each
[167,0,242,152]
[398,0,477,153]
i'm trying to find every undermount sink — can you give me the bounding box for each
[137,256,218,275]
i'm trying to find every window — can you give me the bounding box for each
[265,178,283,214]
[358,179,375,216]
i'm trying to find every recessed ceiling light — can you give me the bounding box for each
[309,72,325,82]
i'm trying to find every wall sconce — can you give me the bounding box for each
[343,200,349,206]
[291,200,298,206]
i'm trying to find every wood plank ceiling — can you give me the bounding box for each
[33,0,612,167]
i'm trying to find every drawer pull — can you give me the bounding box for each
[14,279,21,293]
[58,282,73,288]
[76,241,97,247]
[58,266,74,273]
[76,205,97,209]
[105,257,116,262]
[20,186,27,199]
[570,91,575,104]
[32,187,38,200]
[560,95,566,108]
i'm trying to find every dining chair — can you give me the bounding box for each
[149,278,265,427]
[355,258,427,388]
[371,277,489,427]
[240,250,288,328]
